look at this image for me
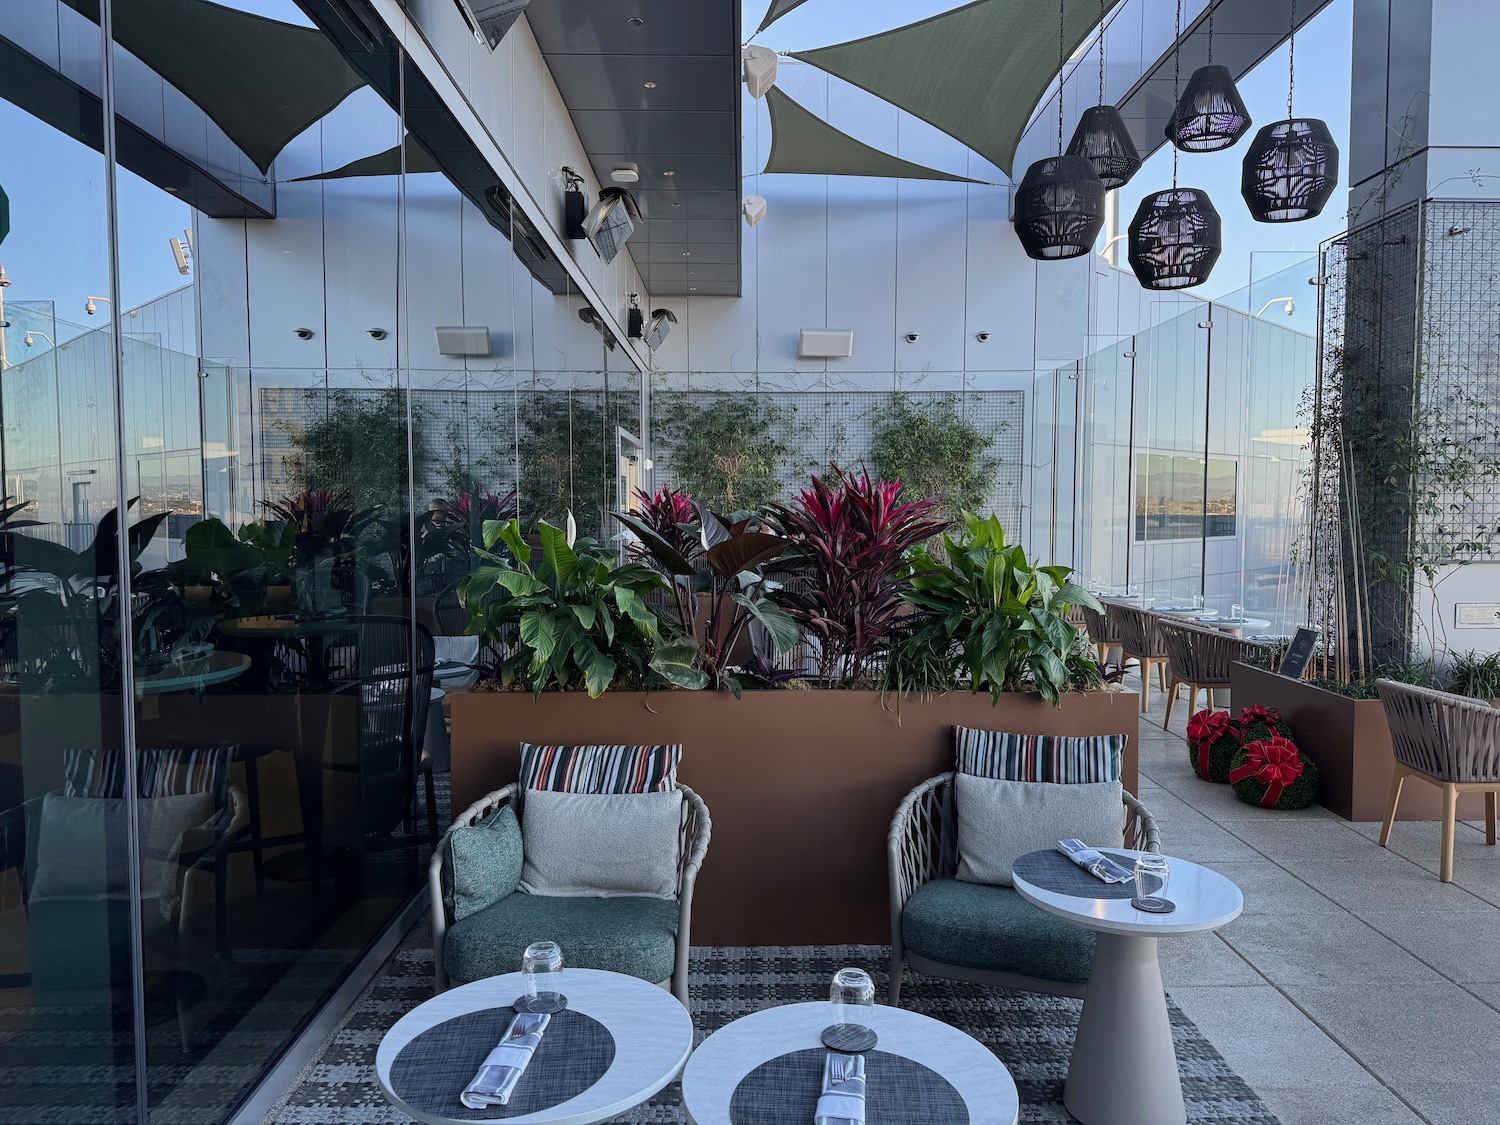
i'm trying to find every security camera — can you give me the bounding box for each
[904,332,920,343]
[294,327,315,340]
[975,331,991,342]
[368,328,388,340]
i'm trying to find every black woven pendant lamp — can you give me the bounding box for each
[1129,0,1222,289]
[1015,0,1106,259]
[1066,0,1141,189]
[1241,0,1339,221]
[1166,4,1250,152]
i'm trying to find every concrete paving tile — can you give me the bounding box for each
[1254,1083,1425,1125]
[1398,1080,1500,1125]
[1218,818,1396,858]
[1360,909,1500,983]
[1219,912,1447,987]
[1157,932,1265,988]
[1165,984,1378,1090]
[1206,859,1344,915]
[1294,982,1500,1086]
[1272,854,1496,914]
[1465,981,1500,1010]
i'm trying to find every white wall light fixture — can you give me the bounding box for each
[799,329,853,359]
[436,325,491,356]
[743,195,767,226]
[743,46,777,99]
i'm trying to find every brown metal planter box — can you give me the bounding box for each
[1229,662,1485,822]
[451,688,1140,946]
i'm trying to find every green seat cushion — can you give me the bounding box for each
[442,805,523,922]
[444,892,679,986]
[902,878,1094,984]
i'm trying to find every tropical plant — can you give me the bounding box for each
[653,393,804,512]
[768,468,946,687]
[885,513,1102,706]
[868,393,1004,522]
[263,490,376,566]
[457,517,699,697]
[615,499,798,694]
[1444,649,1500,702]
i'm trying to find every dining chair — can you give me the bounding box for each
[1157,619,1244,726]
[1107,604,1169,713]
[1078,603,1121,665]
[1376,679,1500,881]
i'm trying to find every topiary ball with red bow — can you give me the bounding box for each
[1237,704,1293,748]
[1230,735,1319,810]
[1186,709,1240,782]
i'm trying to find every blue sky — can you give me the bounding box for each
[746,0,1355,305]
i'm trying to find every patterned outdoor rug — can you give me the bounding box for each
[266,925,1280,1124]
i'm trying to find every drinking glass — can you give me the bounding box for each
[1230,603,1243,622]
[521,941,564,1010]
[830,968,875,1028]
[1134,853,1170,901]
[1192,593,1204,611]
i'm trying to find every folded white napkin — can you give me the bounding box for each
[815,1051,866,1125]
[1056,838,1134,884]
[461,1011,549,1109]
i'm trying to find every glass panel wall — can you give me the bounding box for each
[1042,259,1318,637]
[0,4,135,1120]
[2,1,644,1119]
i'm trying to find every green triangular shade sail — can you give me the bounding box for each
[764,88,981,182]
[758,0,813,33]
[289,137,441,182]
[63,0,364,174]
[792,0,1121,178]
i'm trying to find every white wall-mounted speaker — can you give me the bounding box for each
[436,325,492,356]
[743,195,767,227]
[743,46,778,99]
[799,329,854,359]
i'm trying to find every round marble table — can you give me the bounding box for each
[376,968,694,1125]
[1013,849,1243,1125]
[1198,615,1272,636]
[681,1000,1019,1125]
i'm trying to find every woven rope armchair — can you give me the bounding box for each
[429,783,711,1007]
[1158,619,1244,726]
[887,773,1160,1004]
[1079,603,1121,665]
[1376,679,1500,881]
[1108,604,1169,713]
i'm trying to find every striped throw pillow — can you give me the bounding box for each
[63,747,232,801]
[519,743,680,794]
[955,727,1125,784]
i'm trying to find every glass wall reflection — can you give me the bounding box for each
[1041,259,1318,637]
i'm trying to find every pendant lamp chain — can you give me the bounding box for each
[1172,0,1181,187]
[1058,0,1066,155]
[1098,0,1106,105]
[1288,0,1296,120]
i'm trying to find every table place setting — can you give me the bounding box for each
[816,1052,866,1125]
[462,1010,550,1109]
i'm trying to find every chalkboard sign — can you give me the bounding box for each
[1277,627,1321,680]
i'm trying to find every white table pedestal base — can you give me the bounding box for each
[1063,933,1185,1125]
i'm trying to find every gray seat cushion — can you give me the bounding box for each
[444,892,679,986]
[902,878,1094,984]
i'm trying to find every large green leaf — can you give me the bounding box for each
[538,521,579,589]
[519,610,559,662]
[580,645,617,698]
[730,593,799,656]
[649,636,709,690]
[704,532,790,579]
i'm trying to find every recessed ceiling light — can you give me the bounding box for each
[689,287,698,292]
[628,16,644,26]
[662,170,675,177]
[643,81,657,89]
[682,251,691,256]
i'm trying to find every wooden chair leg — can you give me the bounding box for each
[1487,791,1497,846]
[1440,783,1458,882]
[1139,659,1151,713]
[1164,677,1179,727]
[1157,661,1168,691]
[1379,766,1407,847]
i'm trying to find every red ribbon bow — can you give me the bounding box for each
[1239,704,1282,727]
[1187,710,1234,777]
[1230,736,1304,808]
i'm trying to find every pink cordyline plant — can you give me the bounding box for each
[770,466,948,686]
[627,487,701,564]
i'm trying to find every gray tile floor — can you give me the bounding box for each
[1131,671,1500,1125]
